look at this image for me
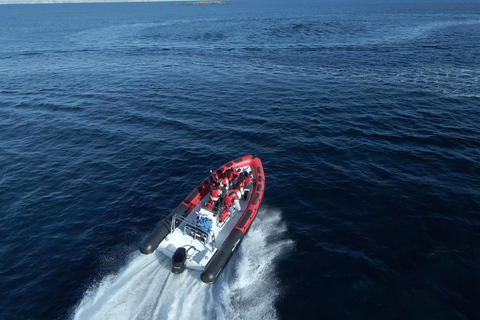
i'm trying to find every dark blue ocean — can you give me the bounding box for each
[1,0,480,319]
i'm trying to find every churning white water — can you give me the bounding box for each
[72,208,293,320]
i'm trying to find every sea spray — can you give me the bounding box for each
[72,208,294,320]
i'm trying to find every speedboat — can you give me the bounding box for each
[140,155,265,284]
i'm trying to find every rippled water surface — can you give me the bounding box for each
[1,1,479,319]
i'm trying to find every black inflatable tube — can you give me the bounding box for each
[200,229,244,284]
[140,204,189,255]
[238,209,253,230]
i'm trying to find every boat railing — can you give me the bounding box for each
[171,214,216,248]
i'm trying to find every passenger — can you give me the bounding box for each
[237,172,246,196]
[241,171,254,200]
[244,171,254,186]
[218,207,229,223]
[209,169,218,181]
[234,187,242,211]
[225,187,241,212]
[220,172,229,192]
[230,167,241,184]
[223,189,237,208]
[210,183,222,203]
[207,183,222,211]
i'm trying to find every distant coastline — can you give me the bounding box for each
[173,1,224,5]
[0,1,225,4]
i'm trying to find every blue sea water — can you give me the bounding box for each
[1,0,480,319]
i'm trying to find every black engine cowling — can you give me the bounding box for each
[171,247,187,274]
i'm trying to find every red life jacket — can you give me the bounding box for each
[237,174,246,188]
[231,170,239,181]
[225,187,240,205]
[224,193,234,207]
[221,176,229,187]
[219,207,229,222]
[210,187,222,198]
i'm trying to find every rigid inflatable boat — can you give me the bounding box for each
[140,155,265,284]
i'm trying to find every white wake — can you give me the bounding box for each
[72,208,293,320]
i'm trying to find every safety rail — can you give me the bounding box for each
[171,214,216,248]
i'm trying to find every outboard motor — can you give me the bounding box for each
[171,247,187,274]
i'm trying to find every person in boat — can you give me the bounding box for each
[233,186,242,211]
[232,171,252,197]
[238,171,246,186]
[230,167,241,184]
[218,207,229,223]
[210,182,222,202]
[224,187,241,212]
[209,169,220,182]
[224,187,236,206]
[240,171,254,200]
[220,172,229,192]
[218,187,240,223]
[207,182,222,211]
[246,171,254,184]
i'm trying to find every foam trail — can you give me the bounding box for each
[72,208,293,320]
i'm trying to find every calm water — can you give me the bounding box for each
[1,0,480,319]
